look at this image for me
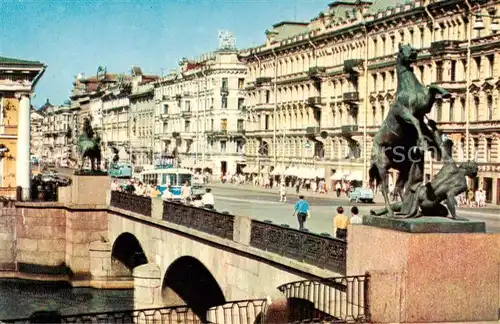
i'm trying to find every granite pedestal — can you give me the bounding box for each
[347,216,499,323]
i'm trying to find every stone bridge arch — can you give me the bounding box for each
[162,256,226,322]
[111,232,148,277]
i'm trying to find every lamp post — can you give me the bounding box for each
[362,23,369,187]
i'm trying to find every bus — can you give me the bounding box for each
[140,168,205,200]
[108,163,132,178]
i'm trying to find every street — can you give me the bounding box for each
[210,185,500,234]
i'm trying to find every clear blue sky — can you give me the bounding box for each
[0,0,328,107]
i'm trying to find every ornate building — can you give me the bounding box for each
[153,49,247,175]
[0,56,45,199]
[239,0,500,203]
[30,105,44,161]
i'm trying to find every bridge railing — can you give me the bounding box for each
[162,201,235,240]
[250,219,347,274]
[277,274,370,323]
[110,191,152,217]
[0,299,268,324]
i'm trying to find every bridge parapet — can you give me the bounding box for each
[109,191,347,275]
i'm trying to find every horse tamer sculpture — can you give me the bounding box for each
[368,44,474,219]
[77,118,102,172]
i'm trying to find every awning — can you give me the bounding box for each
[315,168,325,178]
[346,171,363,181]
[270,166,284,176]
[297,167,313,178]
[194,162,214,169]
[284,167,298,176]
[260,166,270,174]
[330,172,346,180]
[242,165,253,173]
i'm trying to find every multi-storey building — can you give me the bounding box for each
[239,0,500,203]
[0,56,45,199]
[154,50,247,175]
[41,103,78,166]
[30,105,44,160]
[128,67,158,168]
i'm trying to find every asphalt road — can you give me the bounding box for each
[211,186,500,234]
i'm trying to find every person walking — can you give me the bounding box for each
[349,206,362,224]
[293,195,310,230]
[181,181,192,204]
[279,183,287,202]
[333,206,350,240]
[335,182,342,198]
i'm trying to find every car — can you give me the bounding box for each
[348,187,374,203]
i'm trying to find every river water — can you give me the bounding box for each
[0,279,134,320]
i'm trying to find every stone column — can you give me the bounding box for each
[133,263,163,309]
[15,92,31,201]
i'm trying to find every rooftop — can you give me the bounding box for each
[0,56,43,66]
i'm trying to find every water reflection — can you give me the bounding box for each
[0,279,133,319]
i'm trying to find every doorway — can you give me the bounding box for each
[221,161,227,175]
[483,177,493,203]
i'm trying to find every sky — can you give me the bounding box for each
[0,0,329,107]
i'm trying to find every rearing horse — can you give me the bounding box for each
[369,44,450,217]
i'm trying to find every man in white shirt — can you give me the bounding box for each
[202,188,215,209]
[349,206,362,224]
[181,181,191,203]
[162,185,173,200]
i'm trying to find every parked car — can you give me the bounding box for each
[348,187,374,203]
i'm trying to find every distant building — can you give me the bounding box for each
[153,50,247,176]
[30,105,44,160]
[0,56,45,199]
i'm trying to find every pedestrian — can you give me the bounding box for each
[181,181,191,204]
[162,185,173,200]
[295,180,301,194]
[349,206,362,224]
[293,195,310,230]
[336,182,342,197]
[279,183,287,202]
[202,188,215,209]
[333,206,350,240]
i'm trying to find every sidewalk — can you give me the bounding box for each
[208,182,500,215]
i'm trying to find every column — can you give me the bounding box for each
[15,92,31,201]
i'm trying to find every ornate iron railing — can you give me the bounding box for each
[1,299,268,324]
[163,201,234,240]
[110,191,152,217]
[277,275,370,323]
[250,220,347,274]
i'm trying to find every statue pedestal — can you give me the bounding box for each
[58,174,111,205]
[347,218,499,323]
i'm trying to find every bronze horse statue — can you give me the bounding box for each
[77,118,102,171]
[368,44,451,217]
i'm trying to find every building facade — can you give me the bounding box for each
[0,56,45,199]
[30,106,44,161]
[41,103,77,166]
[239,0,500,203]
[154,50,247,176]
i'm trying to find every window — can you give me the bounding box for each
[163,104,168,114]
[185,101,191,112]
[184,120,190,132]
[238,78,244,89]
[210,119,214,131]
[436,100,442,121]
[487,55,494,78]
[373,38,378,57]
[449,98,455,122]
[409,29,414,44]
[450,60,456,82]
[474,97,480,120]
[238,98,244,110]
[473,138,479,159]
[265,90,271,103]
[381,73,386,91]
[265,115,270,130]
[486,138,492,161]
[372,106,376,126]
[221,97,227,109]
[236,140,244,154]
[436,62,444,82]
[163,122,168,133]
[211,98,214,109]
[221,77,228,90]
[220,140,227,153]
[237,119,244,131]
[473,57,481,80]
[380,105,385,121]
[487,95,493,120]
[460,98,466,122]
[221,118,227,131]
[419,27,425,48]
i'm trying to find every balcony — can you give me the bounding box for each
[343,92,359,102]
[429,40,462,54]
[181,110,192,118]
[232,129,246,138]
[254,103,274,111]
[341,125,359,136]
[160,113,169,120]
[212,130,228,138]
[306,126,320,135]
[307,66,326,79]
[220,86,229,96]
[255,77,272,86]
[175,94,182,100]
[307,96,323,108]
[343,59,364,74]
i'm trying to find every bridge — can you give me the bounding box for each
[1,175,498,323]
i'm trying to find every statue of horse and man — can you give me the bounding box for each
[76,117,102,172]
[368,44,477,220]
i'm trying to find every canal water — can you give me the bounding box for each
[0,279,134,320]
